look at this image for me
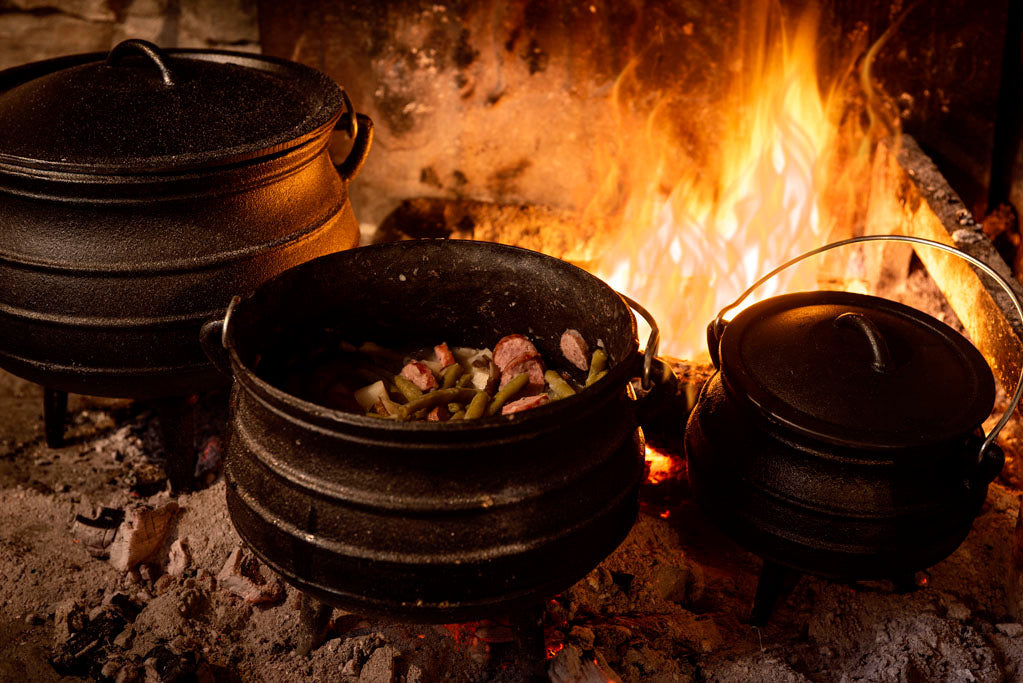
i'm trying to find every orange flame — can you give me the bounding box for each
[645,445,676,484]
[584,2,876,359]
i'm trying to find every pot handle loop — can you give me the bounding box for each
[708,234,1023,465]
[105,39,175,87]
[619,292,660,391]
[199,295,241,377]
[334,89,374,181]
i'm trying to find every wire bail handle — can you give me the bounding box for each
[707,234,1023,464]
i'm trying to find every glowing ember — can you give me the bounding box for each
[546,642,565,659]
[645,445,676,485]
[585,2,874,359]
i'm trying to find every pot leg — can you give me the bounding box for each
[296,593,334,656]
[43,388,68,448]
[749,560,794,627]
[156,395,198,494]
[507,603,547,681]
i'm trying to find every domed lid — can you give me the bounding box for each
[717,290,995,450]
[0,40,346,174]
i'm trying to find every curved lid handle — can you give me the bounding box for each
[708,234,1023,465]
[105,39,175,86]
[834,312,892,374]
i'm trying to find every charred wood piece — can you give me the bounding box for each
[72,507,125,559]
[217,545,286,605]
[107,502,179,572]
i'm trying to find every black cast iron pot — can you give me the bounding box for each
[200,238,675,622]
[0,39,373,443]
[686,236,1018,592]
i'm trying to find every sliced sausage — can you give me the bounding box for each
[401,361,438,391]
[560,329,590,371]
[426,405,450,421]
[499,352,546,394]
[493,334,539,371]
[434,342,456,369]
[501,394,550,415]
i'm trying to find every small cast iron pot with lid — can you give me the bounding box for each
[0,39,373,447]
[200,238,676,622]
[685,235,1022,619]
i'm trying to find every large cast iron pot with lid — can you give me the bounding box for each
[0,39,372,444]
[200,238,676,622]
[686,236,1020,600]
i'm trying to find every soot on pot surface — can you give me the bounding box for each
[257,327,610,421]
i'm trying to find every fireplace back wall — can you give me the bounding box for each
[0,1,1018,233]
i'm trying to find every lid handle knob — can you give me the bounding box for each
[105,39,175,87]
[834,312,892,374]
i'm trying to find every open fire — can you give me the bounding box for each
[587,1,854,360]
[0,1,1022,682]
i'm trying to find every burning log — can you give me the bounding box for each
[867,135,1023,402]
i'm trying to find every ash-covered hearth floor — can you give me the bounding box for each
[1,367,1022,682]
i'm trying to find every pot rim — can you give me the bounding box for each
[215,239,645,437]
[0,44,346,175]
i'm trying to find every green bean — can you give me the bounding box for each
[463,391,489,420]
[585,369,607,387]
[487,373,528,416]
[380,396,402,416]
[441,363,463,389]
[447,402,464,413]
[457,372,475,388]
[545,370,576,400]
[396,388,479,421]
[586,349,608,386]
[394,374,423,402]
[449,409,466,421]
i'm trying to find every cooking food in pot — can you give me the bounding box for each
[260,329,609,421]
[199,238,674,621]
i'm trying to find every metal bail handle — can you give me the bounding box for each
[707,234,1023,464]
[618,292,660,390]
[221,295,242,349]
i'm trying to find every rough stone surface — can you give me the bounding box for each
[0,0,259,72]
[0,358,1022,681]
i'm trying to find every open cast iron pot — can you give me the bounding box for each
[201,238,674,622]
[686,235,1018,585]
[0,39,372,413]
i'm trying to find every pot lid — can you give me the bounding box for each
[0,40,345,174]
[718,290,995,450]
